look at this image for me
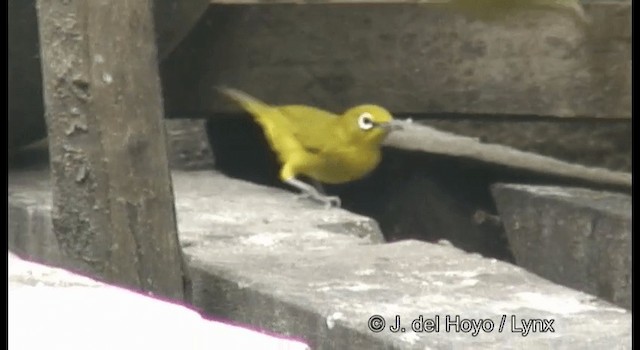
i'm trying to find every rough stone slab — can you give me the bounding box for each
[187,240,630,349]
[384,122,631,188]
[491,184,631,310]
[171,171,384,247]
[9,253,310,350]
[8,169,383,270]
[8,169,631,349]
[162,2,630,119]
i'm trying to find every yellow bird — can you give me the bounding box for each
[218,88,405,208]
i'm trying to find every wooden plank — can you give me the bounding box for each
[162,2,630,118]
[155,0,210,60]
[420,118,631,173]
[37,0,185,300]
[384,122,631,188]
[209,0,448,3]
[205,0,591,26]
[206,0,570,4]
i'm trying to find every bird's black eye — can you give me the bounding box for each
[358,112,375,130]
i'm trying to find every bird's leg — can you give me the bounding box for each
[285,178,341,208]
[292,179,324,200]
[311,179,327,195]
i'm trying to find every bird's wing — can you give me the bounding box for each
[218,88,308,162]
[277,105,340,154]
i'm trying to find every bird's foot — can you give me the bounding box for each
[295,192,311,201]
[295,192,341,208]
[286,178,341,209]
[318,195,341,209]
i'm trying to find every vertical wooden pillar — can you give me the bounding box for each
[36,0,185,300]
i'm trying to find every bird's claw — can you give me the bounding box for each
[322,196,341,209]
[295,192,341,209]
[295,192,311,201]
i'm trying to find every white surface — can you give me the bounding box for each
[9,254,310,350]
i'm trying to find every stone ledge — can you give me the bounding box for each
[491,184,631,310]
[8,170,384,265]
[170,171,384,247]
[186,239,630,349]
[8,169,631,349]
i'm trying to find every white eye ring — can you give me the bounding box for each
[358,112,375,130]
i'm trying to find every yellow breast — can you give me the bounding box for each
[303,146,382,184]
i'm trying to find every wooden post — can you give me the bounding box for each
[36,0,185,300]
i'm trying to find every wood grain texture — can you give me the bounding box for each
[163,2,630,118]
[37,0,185,300]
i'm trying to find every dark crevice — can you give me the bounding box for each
[205,115,630,264]
[206,117,503,261]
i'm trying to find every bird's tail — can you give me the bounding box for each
[217,87,273,120]
[217,87,302,165]
[217,86,285,136]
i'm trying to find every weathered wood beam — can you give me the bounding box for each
[37,0,185,300]
[162,2,630,118]
[384,121,631,188]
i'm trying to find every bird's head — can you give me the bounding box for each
[341,104,403,145]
